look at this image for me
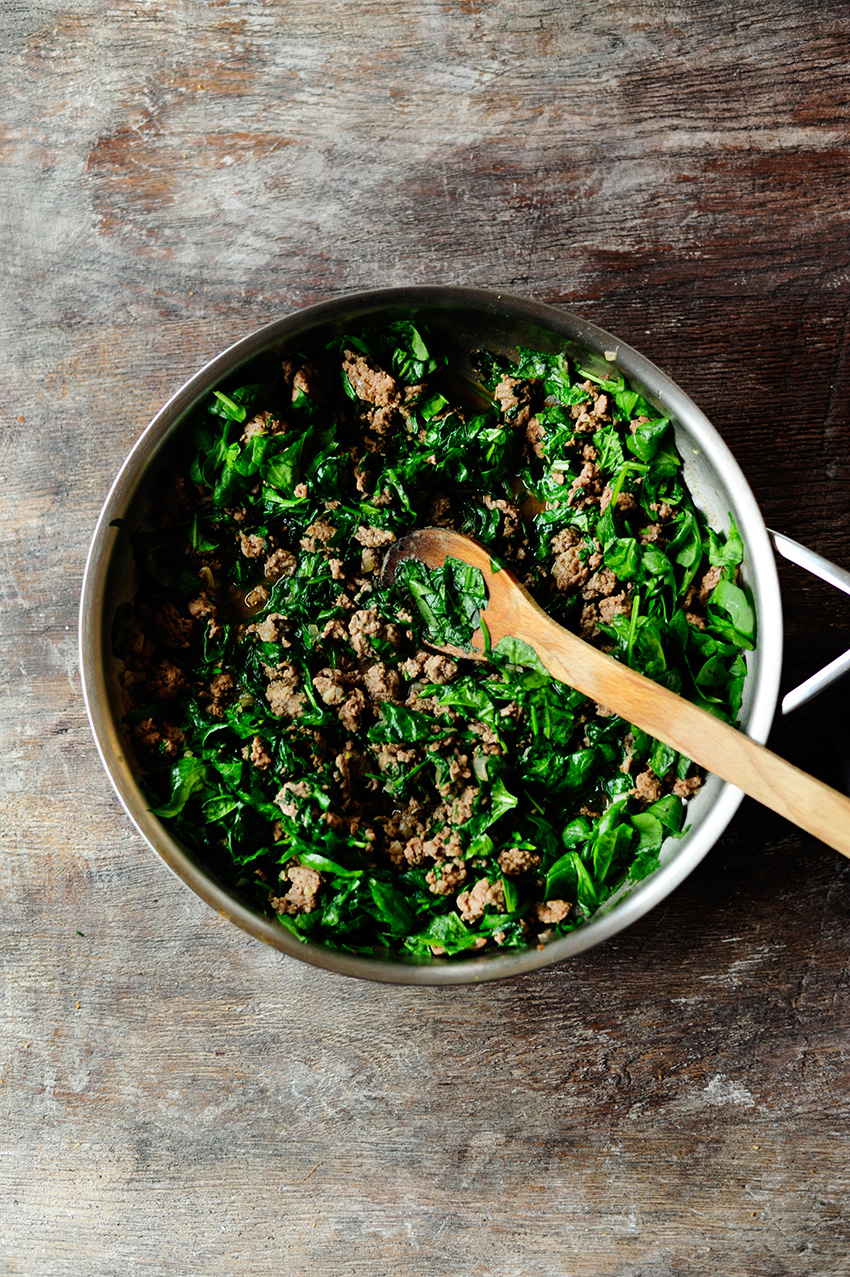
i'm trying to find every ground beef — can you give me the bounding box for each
[158,476,191,527]
[468,718,502,755]
[246,735,273,770]
[421,822,463,859]
[335,748,374,807]
[582,569,617,600]
[551,527,580,555]
[376,742,419,771]
[481,494,520,538]
[579,603,601,640]
[313,668,349,706]
[240,533,265,558]
[133,718,185,757]
[153,603,195,650]
[206,671,236,716]
[400,835,425,866]
[355,525,396,548]
[551,546,590,592]
[425,858,467,895]
[275,780,312,818]
[598,592,632,624]
[264,659,298,683]
[401,651,429,678]
[457,877,506,923]
[300,520,337,553]
[639,523,663,545]
[497,847,542,876]
[382,802,426,844]
[148,659,188,701]
[633,769,663,804]
[699,565,723,603]
[600,485,637,514]
[187,594,216,621]
[493,376,532,427]
[241,413,266,442]
[241,411,285,443]
[570,383,611,433]
[252,613,290,644]
[448,753,472,784]
[265,548,297,580]
[526,416,546,458]
[673,773,704,799]
[451,784,479,824]
[581,593,632,638]
[568,461,601,502]
[348,608,400,658]
[320,618,348,642]
[371,405,406,436]
[619,732,636,775]
[270,863,322,915]
[245,584,269,610]
[342,350,400,407]
[266,681,307,718]
[534,898,571,924]
[292,364,322,400]
[421,653,458,684]
[363,663,404,703]
[280,355,299,384]
[427,493,453,525]
[338,689,368,733]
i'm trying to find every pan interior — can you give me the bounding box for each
[81,288,782,984]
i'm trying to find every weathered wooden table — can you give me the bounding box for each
[3,3,850,1273]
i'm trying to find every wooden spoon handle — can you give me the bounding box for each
[506,598,850,859]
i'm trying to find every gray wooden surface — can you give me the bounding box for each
[3,2,850,1274]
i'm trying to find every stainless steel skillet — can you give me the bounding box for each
[79,287,850,984]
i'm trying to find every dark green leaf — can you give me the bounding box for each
[545,851,598,913]
[151,758,209,818]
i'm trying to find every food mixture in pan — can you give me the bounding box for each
[117,322,755,958]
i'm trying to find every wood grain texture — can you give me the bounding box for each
[2,1,850,1274]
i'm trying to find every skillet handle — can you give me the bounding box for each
[768,529,850,714]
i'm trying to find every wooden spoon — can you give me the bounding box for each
[382,527,850,858]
